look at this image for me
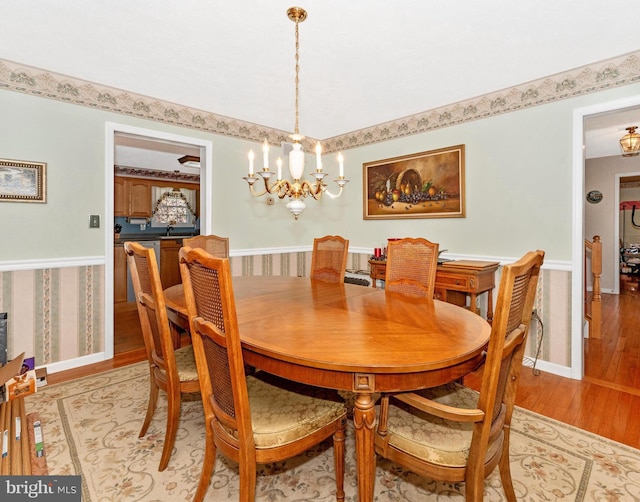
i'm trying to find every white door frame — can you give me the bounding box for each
[571,94,640,379]
[104,122,213,359]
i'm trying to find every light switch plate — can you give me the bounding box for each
[89,215,100,228]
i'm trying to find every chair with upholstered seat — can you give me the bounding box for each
[375,250,544,501]
[183,234,229,258]
[385,237,439,297]
[124,241,200,472]
[310,235,349,283]
[179,246,348,502]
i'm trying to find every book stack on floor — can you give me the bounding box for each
[0,353,48,475]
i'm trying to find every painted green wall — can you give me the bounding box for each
[2,82,640,261]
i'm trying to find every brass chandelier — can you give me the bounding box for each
[242,6,348,220]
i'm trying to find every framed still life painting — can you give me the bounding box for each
[363,144,464,220]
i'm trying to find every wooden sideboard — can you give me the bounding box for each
[368,259,500,322]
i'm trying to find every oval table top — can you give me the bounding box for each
[164,275,491,390]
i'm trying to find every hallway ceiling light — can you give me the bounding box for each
[620,126,640,157]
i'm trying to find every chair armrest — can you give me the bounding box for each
[394,392,485,423]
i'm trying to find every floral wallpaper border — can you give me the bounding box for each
[1,50,639,153]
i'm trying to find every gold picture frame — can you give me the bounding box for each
[0,158,47,203]
[363,145,465,220]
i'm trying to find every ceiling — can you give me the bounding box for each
[114,134,202,175]
[1,1,639,162]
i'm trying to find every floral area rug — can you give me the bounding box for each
[24,363,640,501]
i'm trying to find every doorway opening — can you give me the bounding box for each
[105,122,212,359]
[573,95,640,380]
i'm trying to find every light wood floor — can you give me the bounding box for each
[114,301,146,354]
[49,292,640,450]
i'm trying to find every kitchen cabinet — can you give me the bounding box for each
[114,176,199,218]
[114,177,127,216]
[128,179,152,218]
[160,238,183,289]
[114,243,128,303]
[114,177,152,218]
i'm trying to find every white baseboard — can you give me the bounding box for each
[39,351,110,374]
[523,356,573,379]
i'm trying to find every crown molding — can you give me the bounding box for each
[114,166,200,183]
[1,51,639,153]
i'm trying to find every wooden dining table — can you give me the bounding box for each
[164,275,491,502]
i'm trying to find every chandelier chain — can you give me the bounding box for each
[294,19,300,136]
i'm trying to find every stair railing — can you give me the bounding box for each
[584,235,602,339]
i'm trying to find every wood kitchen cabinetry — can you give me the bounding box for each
[128,179,152,217]
[369,259,500,322]
[114,239,184,303]
[160,238,183,289]
[114,176,200,218]
[114,177,127,216]
[114,243,128,303]
[114,177,152,218]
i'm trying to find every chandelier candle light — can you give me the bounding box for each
[242,6,348,220]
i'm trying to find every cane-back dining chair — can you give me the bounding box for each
[385,237,439,298]
[179,247,348,502]
[183,234,229,258]
[375,250,544,501]
[124,241,200,472]
[310,235,349,283]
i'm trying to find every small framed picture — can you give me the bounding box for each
[0,158,47,203]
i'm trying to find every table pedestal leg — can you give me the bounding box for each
[353,392,376,502]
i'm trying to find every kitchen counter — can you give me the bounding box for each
[114,233,198,244]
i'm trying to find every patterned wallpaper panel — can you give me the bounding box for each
[0,265,103,367]
[0,253,571,370]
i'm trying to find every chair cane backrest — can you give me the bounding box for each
[310,235,349,283]
[183,234,229,259]
[178,247,250,446]
[124,241,176,373]
[385,237,439,298]
[476,249,544,441]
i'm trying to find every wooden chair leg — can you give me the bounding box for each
[464,464,484,502]
[498,428,516,502]
[139,369,159,438]
[239,460,257,502]
[193,425,216,502]
[159,389,180,471]
[333,419,346,502]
